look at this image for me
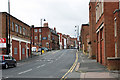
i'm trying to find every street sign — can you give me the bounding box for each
[0,38,6,48]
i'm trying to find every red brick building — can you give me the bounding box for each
[0,12,31,61]
[32,23,59,51]
[95,1,119,66]
[57,33,63,49]
[80,24,89,54]
[89,1,97,59]
[106,8,120,70]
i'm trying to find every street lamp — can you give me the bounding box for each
[40,19,46,55]
[75,25,80,50]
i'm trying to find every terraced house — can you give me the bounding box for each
[0,12,31,61]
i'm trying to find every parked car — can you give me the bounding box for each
[32,47,36,52]
[32,52,40,56]
[0,55,17,69]
[42,47,49,52]
[38,48,42,52]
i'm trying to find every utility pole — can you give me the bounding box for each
[75,25,80,50]
[8,0,11,54]
[40,19,46,55]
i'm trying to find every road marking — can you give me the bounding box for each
[75,63,80,72]
[18,69,32,75]
[37,66,41,68]
[60,51,78,80]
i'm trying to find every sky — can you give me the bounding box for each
[0,0,90,37]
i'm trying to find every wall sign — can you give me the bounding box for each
[0,38,6,48]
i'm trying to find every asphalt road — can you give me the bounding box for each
[2,49,77,79]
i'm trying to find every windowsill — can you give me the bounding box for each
[107,57,120,60]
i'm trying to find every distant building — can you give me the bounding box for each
[31,23,59,51]
[57,33,63,49]
[80,24,89,54]
[0,12,31,61]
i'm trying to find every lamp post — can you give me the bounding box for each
[7,0,11,54]
[40,19,46,55]
[75,25,80,51]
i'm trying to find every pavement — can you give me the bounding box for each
[66,50,120,80]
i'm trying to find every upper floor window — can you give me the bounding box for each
[15,24,18,32]
[12,22,14,31]
[34,29,37,32]
[39,29,41,32]
[35,36,38,40]
[39,34,41,40]
[96,2,104,23]
[23,28,26,35]
[20,26,22,34]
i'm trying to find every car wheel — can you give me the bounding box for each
[14,63,17,67]
[5,64,9,69]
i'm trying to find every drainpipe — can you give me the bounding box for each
[119,0,120,9]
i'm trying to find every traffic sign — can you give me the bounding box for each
[0,38,6,48]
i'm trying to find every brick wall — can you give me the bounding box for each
[89,2,97,59]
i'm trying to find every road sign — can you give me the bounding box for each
[0,38,6,48]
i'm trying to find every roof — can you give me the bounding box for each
[0,12,30,27]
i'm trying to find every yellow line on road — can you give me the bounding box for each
[60,51,78,80]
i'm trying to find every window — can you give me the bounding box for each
[15,24,18,32]
[20,26,22,34]
[115,43,117,57]
[22,48,25,54]
[39,29,41,32]
[14,48,17,54]
[48,34,50,40]
[39,34,41,40]
[23,28,26,35]
[35,36,38,40]
[34,29,37,32]
[46,42,49,46]
[114,19,117,37]
[12,22,14,31]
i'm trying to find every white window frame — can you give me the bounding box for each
[12,22,14,31]
[15,24,18,32]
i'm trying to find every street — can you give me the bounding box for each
[2,49,77,79]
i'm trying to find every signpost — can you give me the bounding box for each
[0,38,6,48]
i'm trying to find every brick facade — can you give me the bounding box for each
[89,2,97,59]
[0,12,31,61]
[95,2,119,66]
[32,23,59,51]
[80,24,89,54]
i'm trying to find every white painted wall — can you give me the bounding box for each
[64,38,67,49]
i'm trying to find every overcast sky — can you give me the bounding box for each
[0,0,90,37]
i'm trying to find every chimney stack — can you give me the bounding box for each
[54,27,56,31]
[44,23,48,27]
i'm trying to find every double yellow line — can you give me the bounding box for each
[60,51,78,80]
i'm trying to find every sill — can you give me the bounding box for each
[107,57,120,60]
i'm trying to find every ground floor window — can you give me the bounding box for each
[22,48,25,54]
[14,48,17,54]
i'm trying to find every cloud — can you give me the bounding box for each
[0,0,90,37]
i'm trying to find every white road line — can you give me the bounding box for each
[41,64,45,67]
[18,69,32,75]
[37,66,41,68]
